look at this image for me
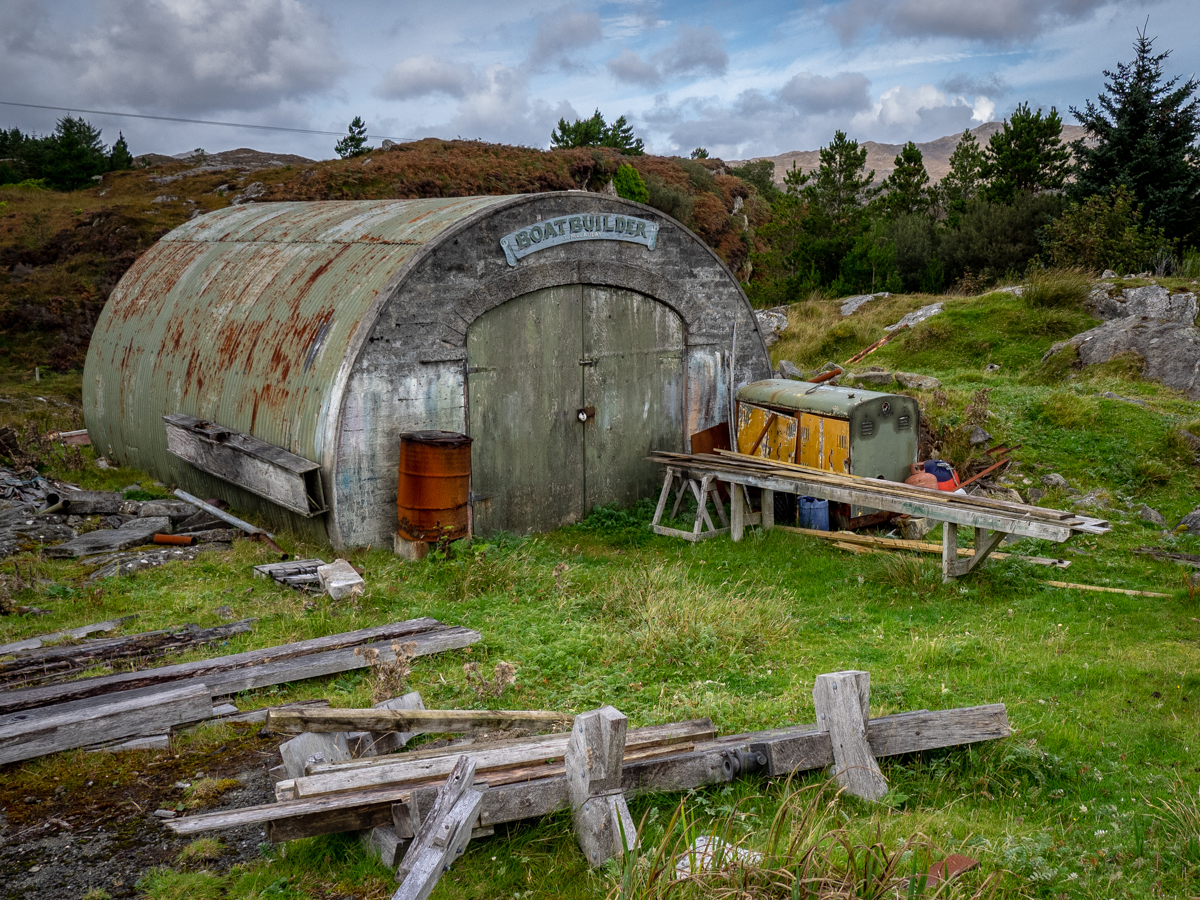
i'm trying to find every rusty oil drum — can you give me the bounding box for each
[396,431,473,542]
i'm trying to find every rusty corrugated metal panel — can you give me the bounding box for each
[83,198,508,534]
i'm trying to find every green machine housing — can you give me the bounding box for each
[734,379,921,523]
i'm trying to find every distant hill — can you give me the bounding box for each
[729,122,1090,185]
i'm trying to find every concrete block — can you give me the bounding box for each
[317,559,364,599]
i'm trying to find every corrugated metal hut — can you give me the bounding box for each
[83,194,772,548]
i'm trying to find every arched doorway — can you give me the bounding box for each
[467,284,685,535]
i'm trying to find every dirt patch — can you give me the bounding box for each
[0,728,280,899]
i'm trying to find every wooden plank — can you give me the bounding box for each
[392,789,482,900]
[776,526,1071,567]
[0,619,473,715]
[0,619,256,687]
[393,756,483,900]
[566,706,637,866]
[655,452,1089,540]
[306,718,715,776]
[266,708,572,736]
[946,527,1007,578]
[813,671,887,800]
[163,414,325,516]
[170,706,1010,839]
[659,459,1077,543]
[294,720,712,797]
[44,517,172,559]
[349,691,426,758]
[1042,581,1171,598]
[0,683,212,764]
[0,616,137,655]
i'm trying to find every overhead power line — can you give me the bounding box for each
[0,100,414,143]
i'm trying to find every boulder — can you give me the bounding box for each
[1041,473,1069,488]
[1089,283,1198,324]
[885,302,943,332]
[1139,504,1167,526]
[850,370,894,386]
[777,360,804,380]
[754,307,790,348]
[894,372,942,390]
[1101,270,1117,279]
[839,292,890,316]
[1177,506,1200,535]
[968,425,992,445]
[1060,317,1200,400]
[1072,489,1110,510]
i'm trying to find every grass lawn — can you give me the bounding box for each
[2,277,1200,899]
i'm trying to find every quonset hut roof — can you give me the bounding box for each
[85,197,507,506]
[84,194,772,547]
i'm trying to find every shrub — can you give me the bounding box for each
[613,163,648,203]
[940,194,1063,283]
[1024,266,1093,308]
[1044,186,1170,274]
[644,173,694,225]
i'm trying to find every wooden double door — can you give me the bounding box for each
[467,285,684,535]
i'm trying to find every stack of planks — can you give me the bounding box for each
[0,618,480,764]
[166,674,1013,894]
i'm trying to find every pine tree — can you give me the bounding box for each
[807,130,877,227]
[335,117,370,158]
[551,110,606,149]
[601,115,644,155]
[938,130,987,223]
[690,147,709,159]
[551,110,644,154]
[881,141,930,217]
[1070,27,1200,241]
[36,117,109,190]
[983,103,1070,204]
[109,132,133,171]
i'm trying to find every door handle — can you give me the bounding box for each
[577,406,596,422]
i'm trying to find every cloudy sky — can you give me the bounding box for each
[2,0,1197,161]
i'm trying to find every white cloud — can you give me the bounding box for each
[530,4,603,70]
[661,24,728,76]
[606,48,663,86]
[778,71,872,113]
[850,83,984,139]
[376,56,482,100]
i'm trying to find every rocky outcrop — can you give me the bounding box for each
[886,302,943,332]
[1050,317,1200,399]
[840,292,890,316]
[1088,283,1198,325]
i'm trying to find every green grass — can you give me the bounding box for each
[3,274,1200,898]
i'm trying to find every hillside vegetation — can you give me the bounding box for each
[0,140,762,371]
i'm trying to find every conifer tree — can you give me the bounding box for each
[983,103,1070,204]
[881,141,930,217]
[109,132,133,170]
[938,129,987,223]
[1070,27,1200,240]
[335,117,370,158]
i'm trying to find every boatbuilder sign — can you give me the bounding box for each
[499,212,659,266]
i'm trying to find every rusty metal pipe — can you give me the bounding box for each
[172,489,276,540]
[153,533,195,546]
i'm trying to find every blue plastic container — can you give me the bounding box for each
[798,497,829,531]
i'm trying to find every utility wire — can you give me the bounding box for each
[0,100,414,142]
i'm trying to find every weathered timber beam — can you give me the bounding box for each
[0,616,138,655]
[167,705,1010,840]
[305,718,715,777]
[0,619,476,715]
[265,707,571,736]
[0,683,213,765]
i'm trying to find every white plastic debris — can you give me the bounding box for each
[674,835,762,878]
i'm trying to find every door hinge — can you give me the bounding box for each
[466,366,495,375]
[578,357,598,367]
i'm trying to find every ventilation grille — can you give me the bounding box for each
[861,420,874,436]
[898,415,911,429]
